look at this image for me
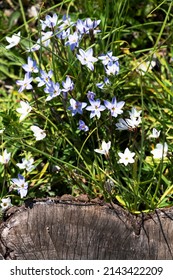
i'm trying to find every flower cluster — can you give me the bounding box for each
[1,11,172,213]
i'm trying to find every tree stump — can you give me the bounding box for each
[0,196,173,259]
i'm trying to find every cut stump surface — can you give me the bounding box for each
[0,196,173,259]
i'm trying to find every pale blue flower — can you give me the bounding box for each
[56,28,70,40]
[30,125,46,141]
[0,149,11,165]
[104,97,125,117]
[11,174,28,198]
[16,72,33,92]
[78,120,89,132]
[77,48,98,71]
[84,18,101,33]
[0,197,12,210]
[16,100,32,121]
[98,51,118,66]
[62,76,74,93]
[94,140,111,156]
[65,32,80,50]
[76,19,87,34]
[22,57,38,73]
[37,31,53,48]
[40,13,58,30]
[105,61,119,75]
[86,99,106,119]
[96,77,110,89]
[151,143,168,159]
[44,81,61,101]
[87,91,96,100]
[68,98,87,116]
[58,15,74,30]
[35,70,53,87]
[149,128,161,139]
[76,18,101,35]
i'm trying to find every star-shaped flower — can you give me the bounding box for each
[86,99,105,119]
[77,48,98,71]
[118,148,135,166]
[68,98,87,116]
[104,97,125,118]
[11,174,28,198]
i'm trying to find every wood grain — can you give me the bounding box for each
[0,198,173,259]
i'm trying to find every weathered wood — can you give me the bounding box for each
[0,197,173,259]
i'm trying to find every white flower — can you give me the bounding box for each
[0,149,11,164]
[5,31,21,49]
[149,128,160,139]
[118,148,135,166]
[94,140,111,156]
[136,59,156,75]
[0,128,4,134]
[30,125,46,141]
[116,107,141,131]
[16,101,32,121]
[16,157,35,172]
[77,48,98,71]
[0,197,12,210]
[151,143,168,159]
[129,107,142,120]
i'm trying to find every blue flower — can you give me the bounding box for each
[40,13,58,30]
[62,76,74,93]
[22,57,38,73]
[96,77,110,89]
[76,18,101,35]
[105,61,120,76]
[44,81,61,101]
[35,70,53,87]
[11,174,28,198]
[65,32,80,50]
[104,97,125,117]
[87,91,96,100]
[98,51,118,66]
[78,120,89,132]
[56,28,70,40]
[86,99,106,119]
[68,98,87,116]
[58,15,74,30]
[16,72,33,92]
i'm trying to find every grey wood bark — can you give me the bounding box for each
[0,196,173,259]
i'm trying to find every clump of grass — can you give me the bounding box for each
[0,0,173,214]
